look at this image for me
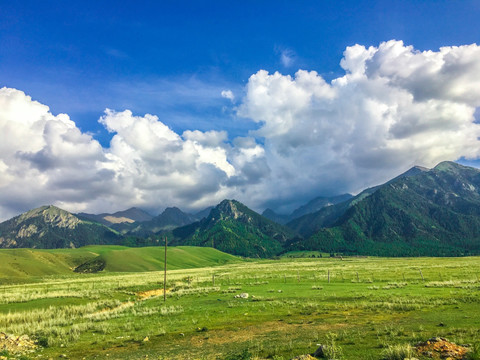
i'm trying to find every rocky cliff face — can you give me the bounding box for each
[17,206,80,230]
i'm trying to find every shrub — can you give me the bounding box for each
[381,343,414,360]
[318,333,344,359]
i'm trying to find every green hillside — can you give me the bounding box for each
[0,245,240,282]
[287,166,428,237]
[99,246,239,272]
[288,162,480,256]
[0,248,97,281]
[172,199,293,257]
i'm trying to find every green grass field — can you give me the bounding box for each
[0,247,479,359]
[0,245,239,283]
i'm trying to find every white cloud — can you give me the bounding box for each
[0,87,109,220]
[2,40,480,220]
[0,91,245,219]
[221,90,235,102]
[238,41,480,211]
[279,48,296,67]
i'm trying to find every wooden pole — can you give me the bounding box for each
[419,268,424,282]
[164,236,167,302]
[328,270,330,283]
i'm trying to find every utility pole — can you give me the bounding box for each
[164,236,167,302]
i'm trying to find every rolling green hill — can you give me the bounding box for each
[98,246,239,272]
[0,247,95,280]
[0,245,240,281]
[288,162,480,256]
[172,199,294,258]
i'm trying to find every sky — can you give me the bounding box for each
[1,0,480,220]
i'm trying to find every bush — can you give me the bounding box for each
[381,343,414,360]
[36,336,49,347]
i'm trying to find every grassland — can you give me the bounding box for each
[0,248,479,359]
[0,245,239,283]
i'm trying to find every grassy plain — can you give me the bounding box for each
[0,246,239,282]
[0,248,479,359]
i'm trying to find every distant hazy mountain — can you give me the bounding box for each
[98,206,215,237]
[127,207,199,236]
[194,206,214,221]
[263,194,353,224]
[0,205,120,248]
[77,207,153,226]
[171,199,294,257]
[261,209,290,225]
[287,162,480,256]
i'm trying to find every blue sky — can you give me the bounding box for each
[2,1,480,218]
[2,1,480,143]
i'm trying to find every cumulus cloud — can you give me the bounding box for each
[0,87,109,219]
[1,40,480,220]
[0,90,246,219]
[238,40,480,211]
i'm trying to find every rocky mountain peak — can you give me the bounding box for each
[17,205,80,229]
[215,200,245,220]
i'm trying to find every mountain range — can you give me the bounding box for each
[1,161,480,257]
[123,207,206,236]
[287,162,480,256]
[77,207,154,225]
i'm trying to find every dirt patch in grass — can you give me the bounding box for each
[198,320,348,346]
[136,288,170,300]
